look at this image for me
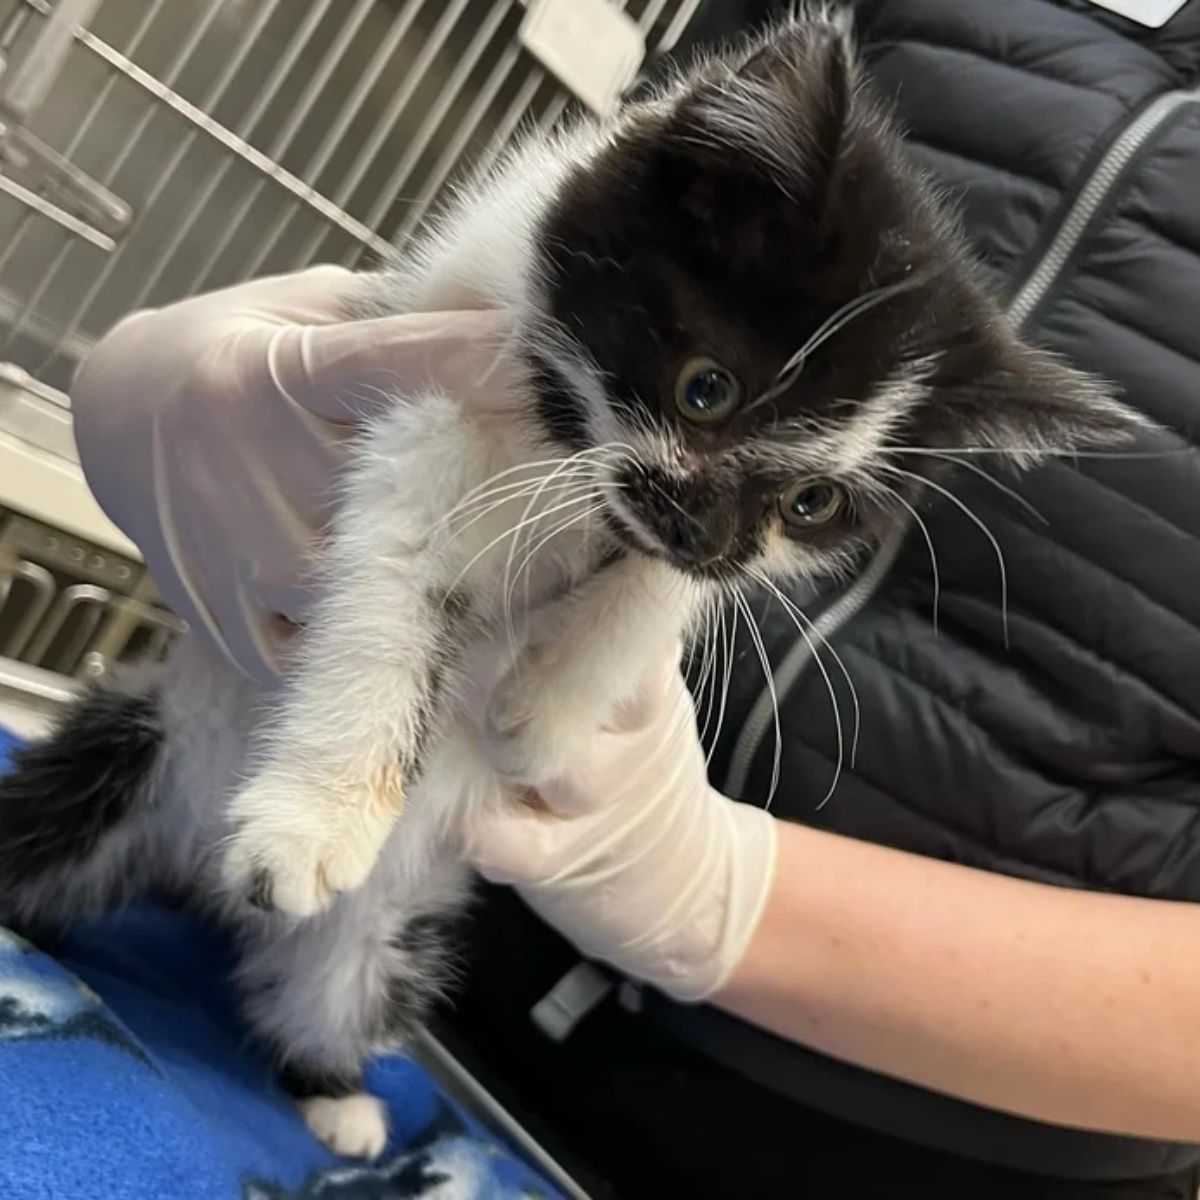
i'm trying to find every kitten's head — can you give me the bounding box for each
[524,12,1144,586]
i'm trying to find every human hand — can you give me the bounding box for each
[71,265,513,684]
[463,645,778,1003]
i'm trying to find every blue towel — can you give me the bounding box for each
[0,726,561,1199]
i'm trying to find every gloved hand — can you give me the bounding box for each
[464,645,778,1003]
[71,265,513,684]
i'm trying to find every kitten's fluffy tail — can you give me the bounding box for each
[0,685,164,931]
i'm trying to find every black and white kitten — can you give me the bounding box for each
[0,13,1142,1158]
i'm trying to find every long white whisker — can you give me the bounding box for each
[747,274,933,414]
[689,602,711,733]
[438,474,597,550]
[732,586,781,809]
[445,489,602,600]
[445,445,626,525]
[439,457,587,526]
[888,465,1011,649]
[509,486,599,599]
[503,477,598,596]
[507,502,607,622]
[441,470,593,530]
[503,455,606,654]
[906,451,1048,525]
[444,444,630,521]
[696,598,722,750]
[749,568,852,807]
[760,573,860,771]
[706,600,736,770]
[506,496,606,617]
[786,289,895,372]
[506,444,636,645]
[438,444,634,545]
[886,445,1183,461]
[793,283,907,362]
[880,485,941,636]
[441,475,564,526]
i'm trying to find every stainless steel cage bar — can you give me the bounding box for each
[1,0,698,391]
[0,0,701,689]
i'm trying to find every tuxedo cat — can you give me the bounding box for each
[0,11,1142,1157]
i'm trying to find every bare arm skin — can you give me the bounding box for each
[718,820,1200,1141]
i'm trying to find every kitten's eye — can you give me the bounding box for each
[674,357,741,424]
[780,479,846,528]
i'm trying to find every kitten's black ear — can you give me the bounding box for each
[668,12,862,194]
[940,332,1150,467]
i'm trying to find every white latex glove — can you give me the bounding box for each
[464,647,778,1003]
[72,265,512,684]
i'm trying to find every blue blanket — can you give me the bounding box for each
[0,726,560,1199]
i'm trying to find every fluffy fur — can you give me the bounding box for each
[0,13,1144,1157]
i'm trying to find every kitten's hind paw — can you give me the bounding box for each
[223,767,403,918]
[300,1092,389,1159]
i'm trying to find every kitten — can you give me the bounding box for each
[0,12,1142,1159]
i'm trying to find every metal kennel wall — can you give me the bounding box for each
[0,0,701,694]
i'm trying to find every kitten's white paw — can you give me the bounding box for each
[299,1092,389,1159]
[486,670,592,787]
[224,768,402,918]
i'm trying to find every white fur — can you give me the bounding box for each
[215,112,704,916]
[298,1094,389,1159]
[833,354,941,474]
[95,120,706,1156]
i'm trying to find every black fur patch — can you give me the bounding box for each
[0,689,161,885]
[374,914,461,1046]
[246,868,275,913]
[526,351,590,450]
[403,591,478,784]
[379,976,427,1045]
[536,23,943,440]
[526,14,1138,577]
[393,912,459,960]
[593,542,627,574]
[424,586,472,624]
[279,1061,362,1100]
[403,663,446,786]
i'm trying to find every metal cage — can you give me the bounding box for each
[0,0,701,696]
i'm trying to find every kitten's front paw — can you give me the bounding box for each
[300,1092,389,1159]
[486,670,592,787]
[224,767,403,918]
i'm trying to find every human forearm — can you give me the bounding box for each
[465,663,1200,1140]
[718,820,1200,1140]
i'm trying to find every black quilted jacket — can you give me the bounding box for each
[446,0,1200,1187]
